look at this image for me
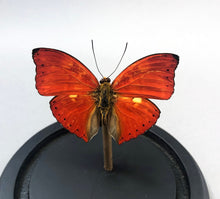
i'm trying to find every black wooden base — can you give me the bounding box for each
[0,123,209,199]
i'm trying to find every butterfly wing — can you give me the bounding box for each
[33,48,99,96]
[50,95,100,142]
[110,53,179,144]
[112,53,179,99]
[33,48,100,141]
[108,96,160,144]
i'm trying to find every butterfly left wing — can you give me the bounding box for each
[33,48,100,141]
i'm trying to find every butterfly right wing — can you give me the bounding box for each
[109,53,179,144]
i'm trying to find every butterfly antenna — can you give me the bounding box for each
[107,42,128,78]
[91,40,104,78]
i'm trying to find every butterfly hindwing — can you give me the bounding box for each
[50,95,100,142]
[112,53,179,100]
[108,96,160,144]
[33,48,99,96]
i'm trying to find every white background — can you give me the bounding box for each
[0,0,219,198]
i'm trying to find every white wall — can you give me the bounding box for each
[0,0,219,198]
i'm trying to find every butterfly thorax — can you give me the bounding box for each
[94,77,115,125]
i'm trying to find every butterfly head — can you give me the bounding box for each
[100,77,111,84]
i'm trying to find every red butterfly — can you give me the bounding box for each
[33,47,179,145]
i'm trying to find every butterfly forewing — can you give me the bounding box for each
[112,53,179,99]
[33,48,99,96]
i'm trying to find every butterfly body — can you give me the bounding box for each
[33,48,179,144]
[94,77,115,125]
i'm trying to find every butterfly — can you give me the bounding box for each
[32,48,179,144]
